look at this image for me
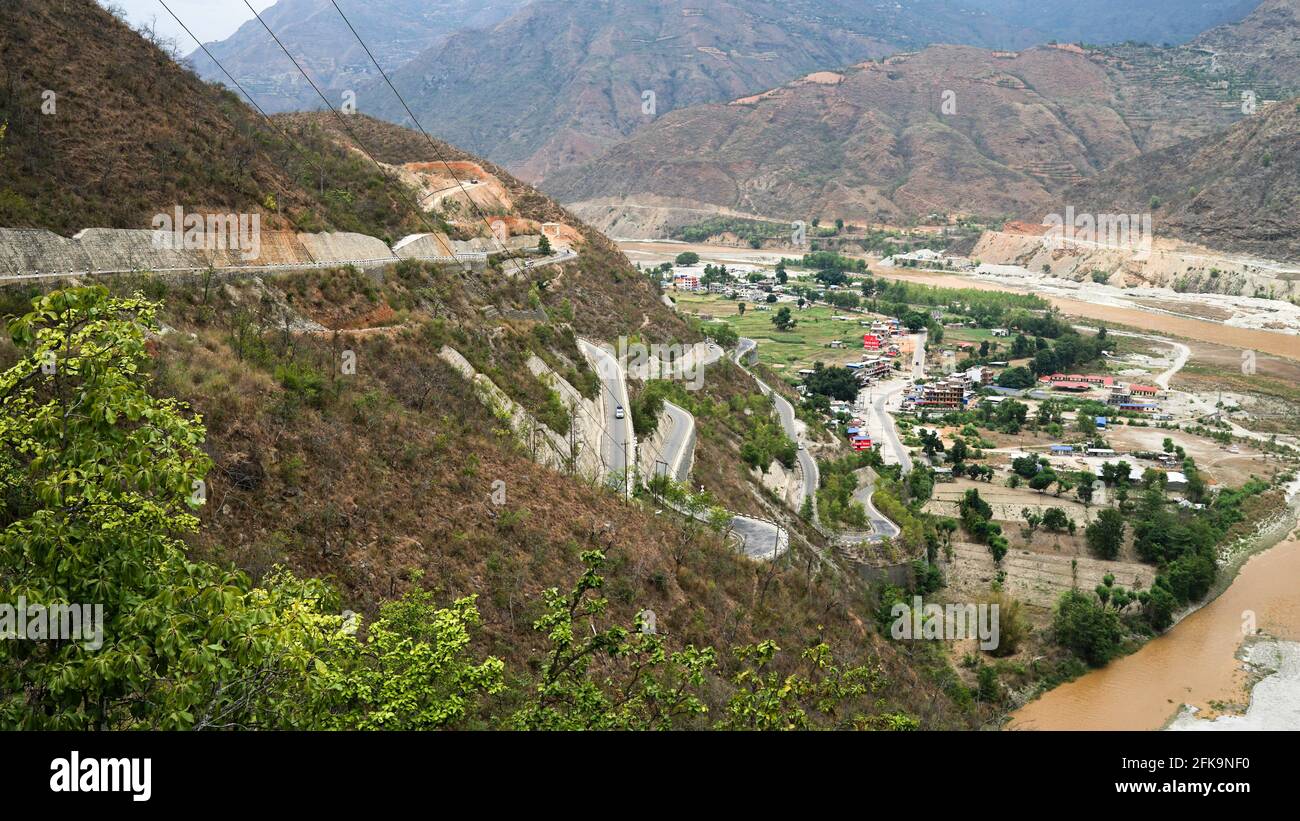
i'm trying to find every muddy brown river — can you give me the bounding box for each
[1010,529,1300,731]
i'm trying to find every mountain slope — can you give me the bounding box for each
[545,43,1248,224]
[364,0,1051,180]
[0,0,449,238]
[1,0,986,729]
[184,0,528,112]
[1030,95,1300,261]
[1192,0,1300,92]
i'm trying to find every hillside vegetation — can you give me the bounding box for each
[0,0,444,238]
[1032,96,1300,260]
[0,0,988,730]
[545,42,1249,222]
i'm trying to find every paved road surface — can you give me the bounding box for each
[586,335,787,560]
[657,400,695,483]
[578,339,634,494]
[854,468,901,539]
[520,247,578,270]
[868,383,913,474]
[863,331,926,475]
[735,337,757,365]
[730,515,789,561]
[738,338,817,507]
[777,392,820,509]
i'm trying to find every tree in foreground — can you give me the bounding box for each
[511,549,715,730]
[0,287,501,729]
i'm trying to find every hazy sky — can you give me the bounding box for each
[98,1,277,48]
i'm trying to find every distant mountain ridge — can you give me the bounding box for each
[962,0,1260,46]
[187,0,1270,181]
[1192,0,1300,92]
[184,0,528,112]
[363,0,1030,180]
[1030,95,1300,261]
[544,42,1249,226]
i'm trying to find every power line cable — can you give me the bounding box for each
[234,0,466,269]
[324,0,536,274]
[158,0,461,270]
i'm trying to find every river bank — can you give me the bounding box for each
[1009,493,1300,731]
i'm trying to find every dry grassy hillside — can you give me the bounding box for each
[0,263,979,729]
[0,0,435,238]
[1032,96,1300,260]
[0,0,992,729]
[545,42,1248,222]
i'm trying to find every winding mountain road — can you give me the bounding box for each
[578,338,635,496]
[585,335,788,561]
[736,338,818,510]
[657,400,695,483]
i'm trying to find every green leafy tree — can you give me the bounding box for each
[772,306,797,331]
[0,289,323,729]
[1075,472,1095,506]
[512,550,715,730]
[309,588,505,730]
[1085,508,1126,560]
[717,641,912,731]
[1041,507,1071,533]
[0,288,501,730]
[996,366,1035,389]
[1052,589,1123,667]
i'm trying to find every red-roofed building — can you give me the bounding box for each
[863,334,882,351]
[1129,384,1160,397]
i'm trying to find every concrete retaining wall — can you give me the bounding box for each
[440,347,581,476]
[393,233,456,258]
[639,403,676,481]
[0,229,93,275]
[297,232,396,265]
[0,227,479,279]
[526,355,604,481]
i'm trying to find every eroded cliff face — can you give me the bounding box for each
[971,226,1300,304]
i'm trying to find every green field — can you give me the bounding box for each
[673,292,877,374]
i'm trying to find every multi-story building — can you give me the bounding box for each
[966,366,994,386]
[917,376,967,410]
[853,357,893,384]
